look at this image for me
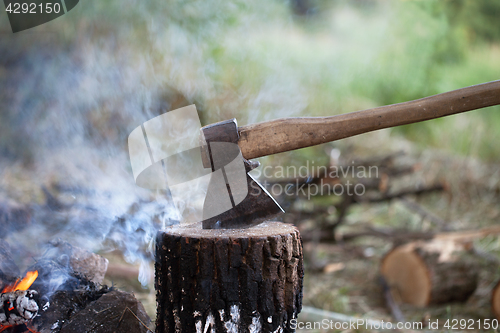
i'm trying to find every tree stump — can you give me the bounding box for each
[155,221,303,333]
[381,239,478,307]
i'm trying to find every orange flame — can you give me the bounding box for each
[2,271,38,293]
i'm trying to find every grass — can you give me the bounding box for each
[397,44,500,161]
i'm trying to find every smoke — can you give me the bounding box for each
[1,0,451,288]
[0,0,310,289]
[0,26,183,287]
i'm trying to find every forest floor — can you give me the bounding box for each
[95,134,500,332]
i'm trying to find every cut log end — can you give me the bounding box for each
[163,220,298,238]
[492,280,500,320]
[381,240,478,307]
[155,221,304,333]
[381,245,431,307]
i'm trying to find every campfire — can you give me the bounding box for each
[0,237,151,333]
[1,270,39,332]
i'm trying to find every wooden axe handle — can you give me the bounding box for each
[238,80,500,159]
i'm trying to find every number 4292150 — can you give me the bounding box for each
[444,318,499,330]
[5,2,62,14]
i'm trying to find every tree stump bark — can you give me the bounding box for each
[155,221,303,333]
[381,239,478,307]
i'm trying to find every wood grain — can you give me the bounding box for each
[238,80,500,159]
[381,239,479,307]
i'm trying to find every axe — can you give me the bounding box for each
[200,80,500,229]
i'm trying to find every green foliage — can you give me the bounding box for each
[2,0,500,161]
[207,0,500,160]
[442,0,500,42]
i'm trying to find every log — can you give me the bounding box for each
[59,290,151,333]
[0,290,38,326]
[381,238,479,307]
[45,240,109,285]
[155,221,303,333]
[492,280,500,321]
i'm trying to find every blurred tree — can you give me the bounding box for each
[443,0,500,43]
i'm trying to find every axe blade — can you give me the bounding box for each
[200,119,284,229]
[202,172,284,229]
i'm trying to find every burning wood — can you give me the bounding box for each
[2,271,38,294]
[0,290,38,326]
[0,240,151,333]
[0,271,39,331]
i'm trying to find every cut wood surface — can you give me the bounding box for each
[381,238,479,307]
[380,226,500,307]
[492,280,500,321]
[155,221,303,333]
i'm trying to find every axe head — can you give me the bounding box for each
[200,119,284,229]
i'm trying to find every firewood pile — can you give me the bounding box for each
[270,150,446,239]
[271,148,500,325]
